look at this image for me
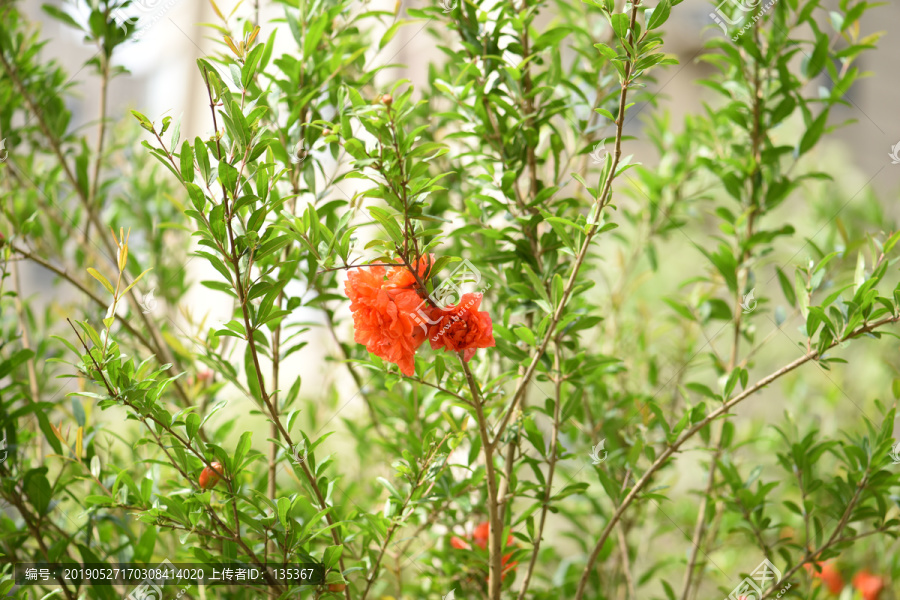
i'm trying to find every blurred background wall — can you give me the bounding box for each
[21,0,900,191]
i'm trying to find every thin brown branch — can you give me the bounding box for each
[457,352,504,600]
[515,342,564,600]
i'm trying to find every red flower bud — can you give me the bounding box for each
[199,462,224,489]
[381,94,393,106]
[327,583,346,592]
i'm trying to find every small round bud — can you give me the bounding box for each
[199,462,224,490]
[381,94,393,106]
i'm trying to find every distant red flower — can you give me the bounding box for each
[852,570,885,600]
[345,264,425,377]
[428,293,495,361]
[804,561,844,594]
[449,521,517,581]
[450,536,471,550]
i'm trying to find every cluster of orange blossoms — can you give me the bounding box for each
[344,256,495,376]
[450,521,518,581]
[734,562,886,600]
[803,562,886,600]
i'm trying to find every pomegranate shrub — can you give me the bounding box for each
[0,0,898,598]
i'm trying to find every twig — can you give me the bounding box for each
[515,341,564,600]
[359,434,452,600]
[458,352,504,600]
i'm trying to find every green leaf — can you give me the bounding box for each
[277,496,291,528]
[323,545,343,569]
[130,110,155,133]
[776,267,797,307]
[42,4,81,29]
[186,182,207,212]
[234,431,252,472]
[797,109,829,156]
[180,140,194,183]
[368,206,404,246]
[121,268,152,297]
[805,32,829,79]
[194,136,211,183]
[25,471,52,515]
[186,413,201,440]
[514,326,536,346]
[611,12,630,43]
[647,0,671,30]
[87,268,115,294]
[535,27,571,50]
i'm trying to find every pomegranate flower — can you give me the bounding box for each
[852,570,885,600]
[428,293,495,361]
[345,264,426,376]
[345,255,494,373]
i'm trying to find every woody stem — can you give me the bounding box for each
[459,353,503,600]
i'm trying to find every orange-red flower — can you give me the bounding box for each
[345,255,494,373]
[387,254,434,289]
[449,521,517,581]
[805,561,844,594]
[428,293,495,361]
[852,570,885,600]
[345,264,426,377]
